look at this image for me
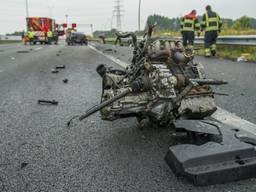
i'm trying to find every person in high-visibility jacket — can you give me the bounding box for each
[47,31,53,44]
[201,5,222,57]
[28,29,34,45]
[180,10,200,47]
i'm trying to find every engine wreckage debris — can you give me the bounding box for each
[73,24,256,185]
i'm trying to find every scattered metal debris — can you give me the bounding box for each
[20,162,28,169]
[38,100,58,105]
[51,69,59,73]
[17,50,30,53]
[63,79,69,84]
[55,65,66,69]
[104,48,113,52]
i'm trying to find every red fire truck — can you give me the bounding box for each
[26,17,65,44]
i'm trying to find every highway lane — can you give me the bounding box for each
[91,42,256,124]
[0,42,256,191]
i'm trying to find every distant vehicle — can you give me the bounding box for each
[66,32,88,46]
[25,17,64,45]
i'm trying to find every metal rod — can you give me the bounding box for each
[79,88,132,121]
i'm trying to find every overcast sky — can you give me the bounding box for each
[0,0,256,34]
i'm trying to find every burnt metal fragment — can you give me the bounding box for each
[55,65,66,69]
[51,69,59,73]
[38,100,58,105]
[21,162,28,169]
[17,50,30,53]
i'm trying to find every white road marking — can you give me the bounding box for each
[34,47,43,51]
[88,45,127,68]
[89,43,256,134]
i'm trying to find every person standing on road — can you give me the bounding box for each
[47,31,53,45]
[180,10,200,47]
[53,31,59,45]
[28,28,34,45]
[201,5,222,57]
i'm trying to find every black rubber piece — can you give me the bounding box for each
[55,65,66,69]
[63,79,68,84]
[165,120,256,186]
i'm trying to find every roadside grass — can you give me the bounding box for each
[195,45,256,61]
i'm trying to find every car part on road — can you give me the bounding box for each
[74,24,256,185]
[165,120,256,186]
[38,100,58,105]
[17,50,30,53]
[55,65,66,69]
[79,24,226,124]
[51,69,59,73]
[20,162,28,169]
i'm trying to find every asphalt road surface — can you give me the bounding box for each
[0,42,256,192]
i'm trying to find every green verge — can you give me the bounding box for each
[195,44,256,61]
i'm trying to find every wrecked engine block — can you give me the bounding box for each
[75,22,228,126]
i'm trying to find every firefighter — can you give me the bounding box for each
[180,10,200,47]
[201,5,222,57]
[53,31,59,45]
[28,29,34,45]
[47,31,53,44]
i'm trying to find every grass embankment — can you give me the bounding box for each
[0,40,21,44]
[194,45,256,61]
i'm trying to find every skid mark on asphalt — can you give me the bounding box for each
[88,43,256,135]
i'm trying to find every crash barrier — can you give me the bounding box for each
[91,35,256,46]
[0,35,22,41]
[169,35,256,46]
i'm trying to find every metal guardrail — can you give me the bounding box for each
[112,35,256,46]
[149,35,256,46]
[0,35,22,41]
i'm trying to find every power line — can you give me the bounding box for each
[113,0,124,31]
